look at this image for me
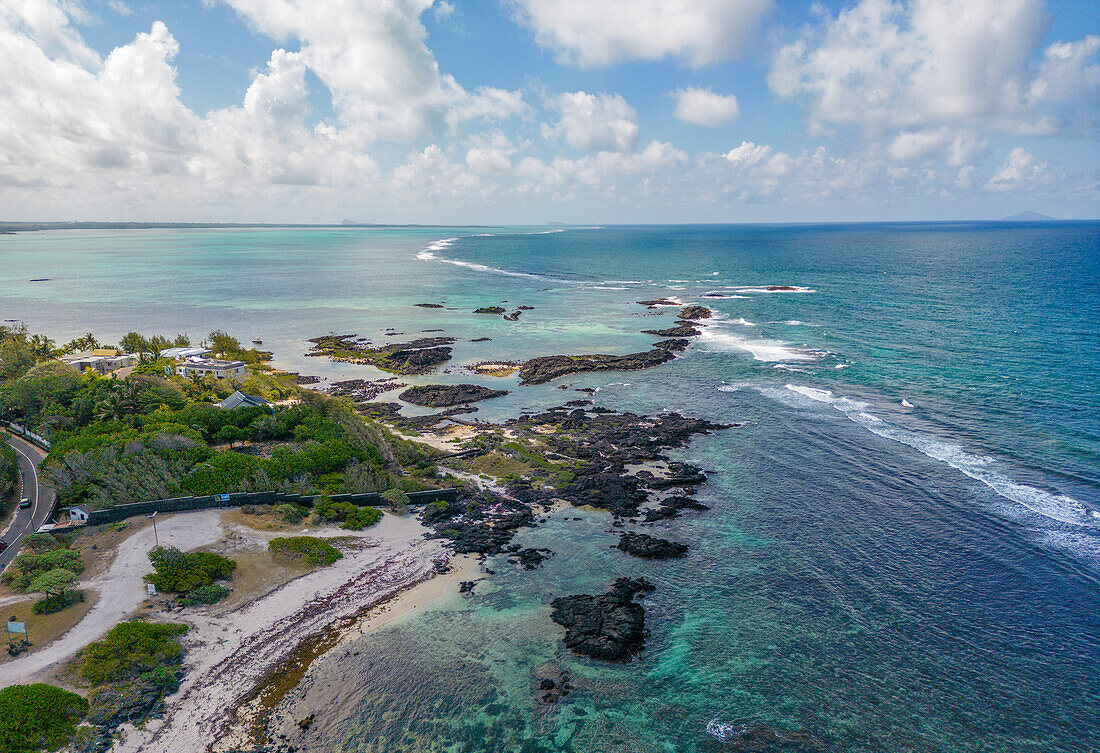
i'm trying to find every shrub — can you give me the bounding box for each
[275,503,307,523]
[32,589,80,615]
[0,443,16,505]
[179,584,230,606]
[0,683,88,753]
[341,506,382,530]
[380,488,410,514]
[79,621,187,685]
[2,547,84,592]
[269,536,343,566]
[145,546,236,593]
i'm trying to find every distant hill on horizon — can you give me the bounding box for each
[1002,210,1056,221]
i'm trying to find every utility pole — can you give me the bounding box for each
[149,511,159,547]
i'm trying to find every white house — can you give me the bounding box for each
[68,506,89,524]
[174,356,247,380]
[61,349,137,374]
[160,346,211,359]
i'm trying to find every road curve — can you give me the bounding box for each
[1,432,56,572]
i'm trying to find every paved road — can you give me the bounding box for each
[1,433,55,571]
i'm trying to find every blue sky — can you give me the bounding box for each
[1,0,1097,223]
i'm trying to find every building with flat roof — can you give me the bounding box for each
[174,356,246,380]
[61,349,137,375]
[161,346,211,359]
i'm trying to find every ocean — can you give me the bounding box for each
[1,222,1098,751]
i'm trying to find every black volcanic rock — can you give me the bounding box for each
[678,305,712,320]
[414,303,445,308]
[642,322,701,338]
[642,495,709,522]
[550,577,655,661]
[474,306,506,314]
[617,532,687,559]
[653,338,690,352]
[399,383,508,407]
[518,349,676,385]
[377,345,452,373]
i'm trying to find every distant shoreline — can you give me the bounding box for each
[1,219,1095,235]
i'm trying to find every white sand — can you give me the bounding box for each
[114,512,449,752]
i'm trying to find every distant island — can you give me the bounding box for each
[1002,211,1056,221]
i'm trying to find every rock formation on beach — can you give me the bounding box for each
[550,577,655,661]
[398,383,508,407]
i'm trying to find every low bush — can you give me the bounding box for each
[0,683,88,753]
[269,536,343,566]
[145,546,236,593]
[79,621,188,685]
[314,496,382,530]
[275,503,308,523]
[179,584,230,606]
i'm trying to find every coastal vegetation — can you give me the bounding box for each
[1,440,17,513]
[78,621,189,733]
[2,533,85,614]
[268,536,343,566]
[145,546,236,595]
[0,325,443,513]
[0,683,88,753]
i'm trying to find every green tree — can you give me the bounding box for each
[380,487,410,514]
[119,332,149,355]
[29,569,78,601]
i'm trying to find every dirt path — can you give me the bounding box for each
[0,510,224,687]
[114,514,446,752]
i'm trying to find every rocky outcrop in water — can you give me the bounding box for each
[518,349,676,384]
[642,322,701,338]
[653,338,690,352]
[678,305,712,320]
[474,306,506,314]
[398,384,508,407]
[414,303,445,308]
[306,334,455,375]
[642,495,709,522]
[550,577,655,661]
[617,532,687,559]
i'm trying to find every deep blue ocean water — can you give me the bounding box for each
[1,222,1097,751]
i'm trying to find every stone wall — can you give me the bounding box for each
[85,487,458,526]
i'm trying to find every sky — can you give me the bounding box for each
[0,0,1097,224]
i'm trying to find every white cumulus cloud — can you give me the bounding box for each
[508,0,772,68]
[985,147,1050,191]
[542,91,638,152]
[770,0,1100,142]
[673,87,740,126]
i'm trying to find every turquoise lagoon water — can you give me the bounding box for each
[1,223,1098,751]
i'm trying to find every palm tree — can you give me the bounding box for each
[29,334,57,361]
[96,392,128,422]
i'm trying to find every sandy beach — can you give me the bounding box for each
[102,510,455,752]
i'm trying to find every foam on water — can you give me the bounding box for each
[723,285,817,294]
[417,237,576,284]
[780,384,1099,529]
[697,322,813,362]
